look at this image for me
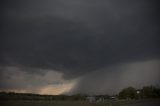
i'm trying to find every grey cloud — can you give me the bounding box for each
[69,60,160,95]
[0,0,160,94]
[0,66,66,90]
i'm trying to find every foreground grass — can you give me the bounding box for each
[1,99,160,106]
[0,100,121,106]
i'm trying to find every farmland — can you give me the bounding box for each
[1,99,160,106]
[0,100,113,106]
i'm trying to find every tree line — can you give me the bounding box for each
[0,92,88,101]
[0,86,160,101]
[118,86,160,99]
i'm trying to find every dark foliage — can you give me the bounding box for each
[118,86,160,99]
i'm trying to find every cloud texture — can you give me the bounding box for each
[0,0,160,94]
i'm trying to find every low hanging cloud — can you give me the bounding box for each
[0,66,76,94]
[0,0,160,94]
[69,60,160,95]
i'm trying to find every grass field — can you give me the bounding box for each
[0,99,160,106]
[0,100,119,106]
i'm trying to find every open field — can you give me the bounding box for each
[0,101,119,106]
[1,99,160,106]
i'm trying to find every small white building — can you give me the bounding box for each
[86,96,96,103]
[86,96,105,103]
[96,97,105,102]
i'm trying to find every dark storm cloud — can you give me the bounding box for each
[1,0,160,80]
[69,60,160,95]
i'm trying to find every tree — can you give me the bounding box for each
[118,87,137,99]
[141,86,160,98]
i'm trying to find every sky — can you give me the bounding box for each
[0,0,160,95]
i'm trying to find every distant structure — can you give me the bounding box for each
[109,96,117,100]
[96,97,105,102]
[86,96,105,103]
[86,96,96,103]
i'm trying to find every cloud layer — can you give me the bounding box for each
[70,60,160,95]
[0,0,160,94]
